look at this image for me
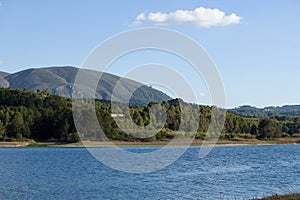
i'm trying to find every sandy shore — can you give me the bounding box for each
[66,138,300,147]
[1,137,299,147]
[0,142,31,147]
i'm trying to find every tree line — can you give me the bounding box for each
[0,88,300,143]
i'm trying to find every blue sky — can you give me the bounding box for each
[0,0,299,108]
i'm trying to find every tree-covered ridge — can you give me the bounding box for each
[230,105,300,118]
[0,88,300,143]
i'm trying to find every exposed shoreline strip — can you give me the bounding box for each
[1,138,299,148]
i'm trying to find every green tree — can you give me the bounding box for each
[6,112,25,139]
[0,120,5,140]
[258,118,281,139]
[250,124,258,135]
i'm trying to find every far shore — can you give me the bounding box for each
[1,137,300,147]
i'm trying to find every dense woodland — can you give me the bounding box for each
[0,88,300,143]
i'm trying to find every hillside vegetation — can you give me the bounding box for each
[1,88,300,143]
[230,105,300,118]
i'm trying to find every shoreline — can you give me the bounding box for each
[1,137,299,148]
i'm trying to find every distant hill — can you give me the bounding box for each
[229,105,300,118]
[0,66,170,105]
[0,71,9,88]
[0,72,9,78]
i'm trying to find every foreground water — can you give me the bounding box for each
[0,144,299,199]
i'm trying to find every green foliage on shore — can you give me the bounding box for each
[0,88,77,142]
[1,88,300,143]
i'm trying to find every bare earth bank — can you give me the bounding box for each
[1,137,299,147]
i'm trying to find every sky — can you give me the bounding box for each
[0,0,300,108]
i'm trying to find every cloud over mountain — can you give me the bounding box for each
[133,7,241,28]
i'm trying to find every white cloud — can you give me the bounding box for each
[199,92,207,97]
[0,59,3,65]
[133,7,241,28]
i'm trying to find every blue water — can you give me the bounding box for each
[0,145,300,199]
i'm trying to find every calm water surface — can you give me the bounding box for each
[0,144,300,199]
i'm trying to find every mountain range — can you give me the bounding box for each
[1,66,300,116]
[0,66,170,105]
